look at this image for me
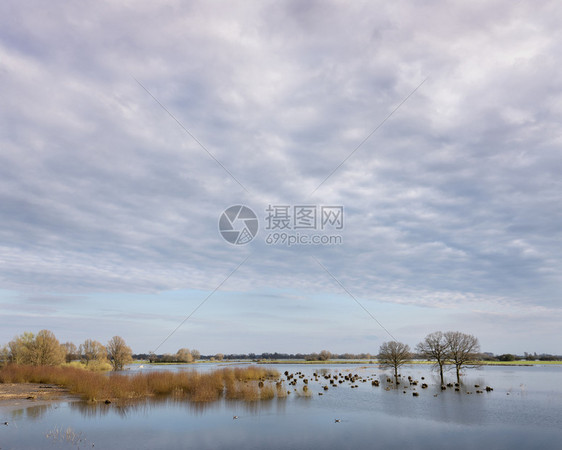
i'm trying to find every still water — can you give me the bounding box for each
[1,363,561,449]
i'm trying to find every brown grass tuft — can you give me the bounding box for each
[0,364,280,403]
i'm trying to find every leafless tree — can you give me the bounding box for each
[416,331,449,386]
[7,331,64,366]
[444,331,481,384]
[378,341,411,383]
[8,332,34,364]
[176,348,193,363]
[80,339,107,366]
[191,349,201,361]
[62,342,78,363]
[107,336,133,371]
[0,345,9,364]
[29,330,65,366]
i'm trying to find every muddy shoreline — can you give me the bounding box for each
[0,383,79,412]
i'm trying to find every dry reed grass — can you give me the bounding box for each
[0,364,281,403]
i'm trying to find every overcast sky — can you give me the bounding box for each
[1,0,561,355]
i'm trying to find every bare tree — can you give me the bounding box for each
[416,331,449,386]
[62,342,78,363]
[107,336,133,371]
[80,339,107,367]
[29,330,65,366]
[444,331,480,384]
[8,332,34,364]
[191,349,201,361]
[0,345,9,365]
[7,331,64,366]
[378,341,411,383]
[176,348,193,363]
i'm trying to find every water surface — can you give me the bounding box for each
[1,363,561,449]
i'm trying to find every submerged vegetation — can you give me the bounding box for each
[0,364,281,403]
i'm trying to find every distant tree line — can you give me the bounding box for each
[139,348,202,363]
[1,330,133,371]
[3,330,559,376]
[133,350,378,362]
[495,352,560,362]
[132,348,561,365]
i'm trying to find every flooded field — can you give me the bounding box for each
[1,363,561,449]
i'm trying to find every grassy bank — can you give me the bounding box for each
[476,360,562,366]
[64,360,113,371]
[259,360,376,365]
[257,359,562,366]
[0,364,281,403]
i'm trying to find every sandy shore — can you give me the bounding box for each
[0,382,70,400]
[0,383,78,412]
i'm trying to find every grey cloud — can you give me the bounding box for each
[1,0,561,352]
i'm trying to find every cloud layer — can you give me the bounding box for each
[1,0,561,354]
